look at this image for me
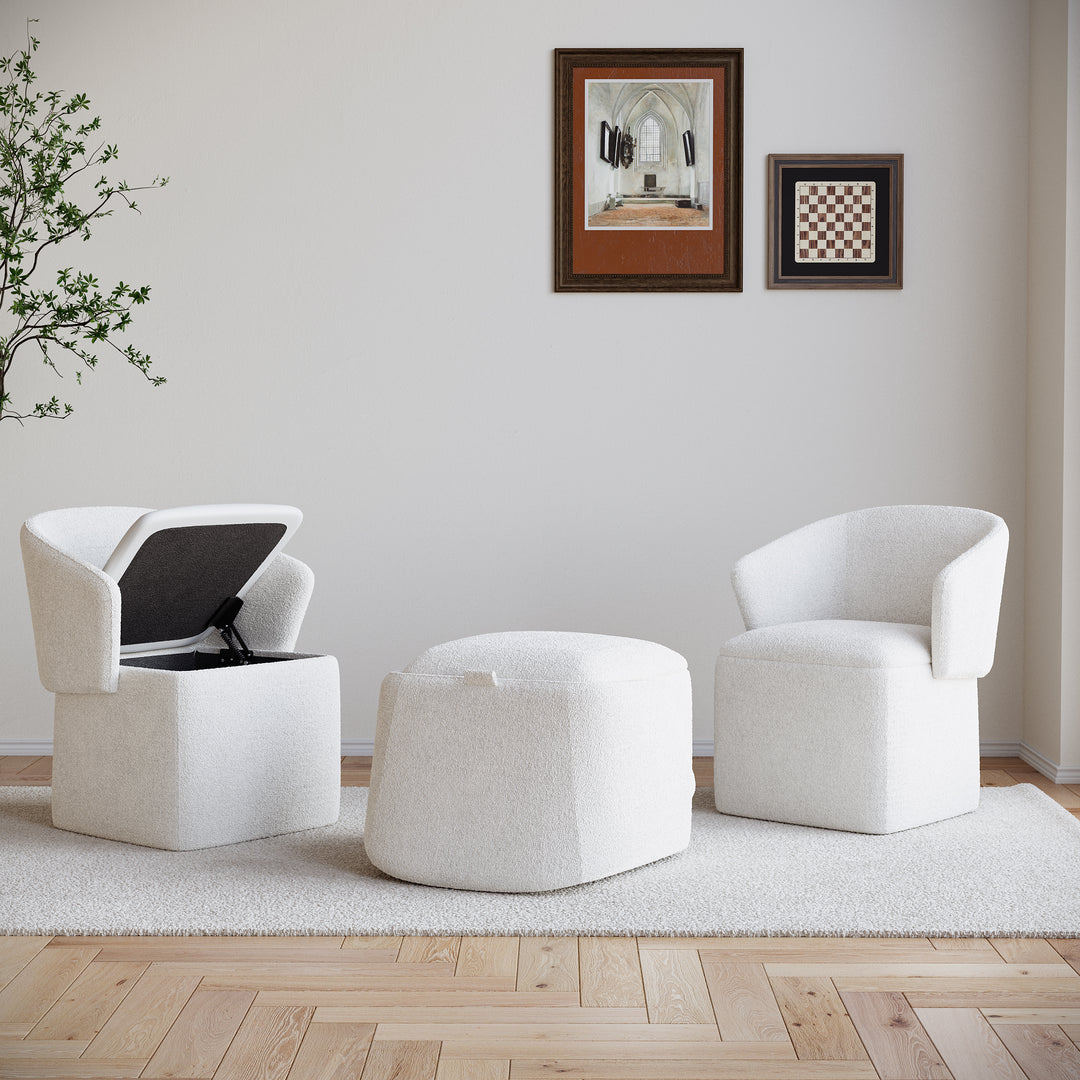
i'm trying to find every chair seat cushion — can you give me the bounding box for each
[403,630,687,682]
[719,619,931,669]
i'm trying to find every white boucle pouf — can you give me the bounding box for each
[364,631,694,892]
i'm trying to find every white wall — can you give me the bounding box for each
[0,0,1029,749]
[1026,0,1080,773]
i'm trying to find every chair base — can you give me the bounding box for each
[714,652,980,833]
[52,653,341,850]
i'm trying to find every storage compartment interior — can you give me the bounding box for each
[120,651,302,671]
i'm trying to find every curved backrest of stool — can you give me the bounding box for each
[21,506,315,695]
[732,505,1008,680]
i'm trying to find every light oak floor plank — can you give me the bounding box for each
[1048,939,1080,974]
[639,949,714,1025]
[768,964,1057,980]
[83,970,201,1060]
[578,938,645,1009]
[983,1008,1080,1025]
[147,961,456,980]
[0,1041,89,1058]
[284,1021,375,1080]
[359,1039,440,1080]
[200,974,512,993]
[991,1022,1080,1080]
[506,1060,878,1079]
[836,977,1080,995]
[456,938,519,980]
[0,948,99,1025]
[980,757,1030,771]
[256,990,581,1009]
[0,939,51,993]
[981,771,1020,787]
[914,1007,1029,1080]
[0,1061,145,1078]
[48,938,345,953]
[768,976,868,1061]
[26,961,146,1042]
[839,989,951,1079]
[439,1039,795,1061]
[310,1007,649,1025]
[342,937,402,955]
[215,1005,313,1080]
[397,938,460,965]
[141,988,256,1078]
[907,989,1080,1008]
[0,756,43,777]
[436,1060,508,1080]
[929,939,1000,954]
[369,1022,720,1043]
[91,946,359,964]
[992,939,1068,965]
[699,959,788,1043]
[691,940,944,962]
[517,938,579,994]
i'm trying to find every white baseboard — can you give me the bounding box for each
[6,738,1078,783]
[341,740,375,757]
[978,740,1022,759]
[0,741,54,757]
[1018,742,1080,784]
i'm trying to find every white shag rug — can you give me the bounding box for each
[1,785,1078,938]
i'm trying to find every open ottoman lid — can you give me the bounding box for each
[102,504,302,654]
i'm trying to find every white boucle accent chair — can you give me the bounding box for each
[714,505,1009,834]
[21,506,341,851]
[365,631,694,892]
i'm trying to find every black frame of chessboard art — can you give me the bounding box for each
[767,153,903,289]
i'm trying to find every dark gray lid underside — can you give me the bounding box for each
[115,521,288,648]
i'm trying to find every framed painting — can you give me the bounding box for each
[554,48,743,292]
[767,153,903,289]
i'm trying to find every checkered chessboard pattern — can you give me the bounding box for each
[795,181,876,263]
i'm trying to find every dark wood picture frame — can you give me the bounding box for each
[767,153,903,289]
[554,48,743,293]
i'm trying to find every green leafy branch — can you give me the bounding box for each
[0,20,168,424]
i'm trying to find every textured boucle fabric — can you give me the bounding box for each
[21,507,148,693]
[715,654,979,833]
[21,507,317,689]
[367,632,693,892]
[718,620,931,668]
[1,785,1078,937]
[716,505,1007,834]
[52,655,341,850]
[404,630,688,682]
[21,505,339,851]
[731,505,1007,680]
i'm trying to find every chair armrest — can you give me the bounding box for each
[931,517,1009,679]
[224,552,315,652]
[20,521,120,694]
[731,516,848,629]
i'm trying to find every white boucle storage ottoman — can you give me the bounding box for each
[364,631,694,892]
[21,504,341,851]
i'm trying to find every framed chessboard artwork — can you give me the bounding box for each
[767,153,903,289]
[554,48,743,292]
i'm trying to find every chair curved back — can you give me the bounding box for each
[732,505,1008,679]
[21,506,315,695]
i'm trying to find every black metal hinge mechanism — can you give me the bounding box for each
[210,596,254,665]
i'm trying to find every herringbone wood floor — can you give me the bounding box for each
[0,756,1077,1080]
